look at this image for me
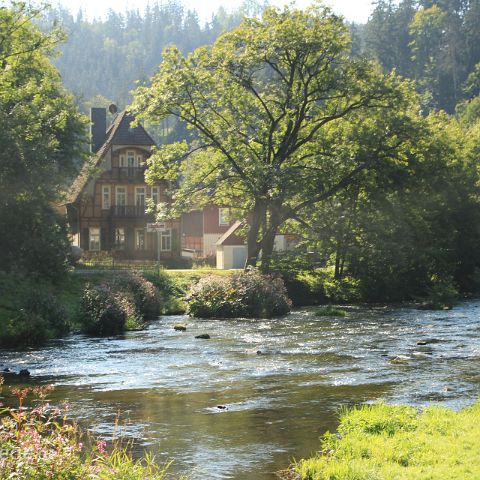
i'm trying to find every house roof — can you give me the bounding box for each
[216,220,245,246]
[66,110,156,204]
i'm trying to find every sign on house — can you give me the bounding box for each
[147,222,166,232]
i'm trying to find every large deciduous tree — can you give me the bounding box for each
[0,3,86,278]
[132,4,420,271]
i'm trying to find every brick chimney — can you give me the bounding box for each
[90,107,107,153]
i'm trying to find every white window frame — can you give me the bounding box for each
[151,186,160,204]
[161,229,171,251]
[115,186,127,206]
[102,185,111,210]
[89,227,101,251]
[119,154,126,167]
[127,150,138,168]
[219,208,229,226]
[137,154,144,167]
[135,186,146,207]
[115,227,125,250]
[135,228,145,250]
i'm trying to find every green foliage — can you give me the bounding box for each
[418,275,458,310]
[0,274,70,347]
[315,305,347,317]
[0,381,171,479]
[364,0,480,113]
[320,268,362,303]
[0,3,86,280]
[80,283,129,336]
[292,401,480,480]
[42,2,245,116]
[186,269,292,319]
[133,4,418,271]
[113,271,161,319]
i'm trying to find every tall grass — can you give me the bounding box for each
[290,401,480,480]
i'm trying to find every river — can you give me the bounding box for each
[2,301,480,479]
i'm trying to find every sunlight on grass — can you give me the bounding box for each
[292,401,480,480]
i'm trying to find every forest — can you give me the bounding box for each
[1,0,476,304]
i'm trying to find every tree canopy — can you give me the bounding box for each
[132,4,420,271]
[0,3,86,278]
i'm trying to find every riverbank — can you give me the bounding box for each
[0,269,235,347]
[285,400,480,480]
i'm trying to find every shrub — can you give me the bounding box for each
[186,269,292,318]
[113,271,161,319]
[80,283,129,336]
[418,274,458,310]
[315,305,347,317]
[319,267,362,303]
[24,289,69,336]
[0,285,69,348]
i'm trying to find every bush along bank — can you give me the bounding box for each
[285,401,480,480]
[0,377,171,479]
[186,269,292,318]
[80,272,161,336]
[0,270,185,347]
[270,254,461,309]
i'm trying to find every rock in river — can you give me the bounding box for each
[195,334,211,339]
[174,325,187,331]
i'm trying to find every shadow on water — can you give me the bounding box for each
[2,300,480,479]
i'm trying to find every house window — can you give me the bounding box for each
[219,208,229,226]
[119,154,126,167]
[102,185,111,209]
[135,228,145,250]
[116,186,126,206]
[151,186,159,204]
[161,229,171,251]
[137,154,144,166]
[127,150,138,168]
[115,228,125,249]
[135,187,146,207]
[89,227,100,251]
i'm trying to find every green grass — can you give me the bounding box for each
[291,401,480,480]
[314,305,347,317]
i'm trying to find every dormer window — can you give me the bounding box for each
[119,150,139,168]
[127,150,137,168]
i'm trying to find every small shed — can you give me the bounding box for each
[216,221,247,269]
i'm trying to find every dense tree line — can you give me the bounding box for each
[361,0,480,113]
[42,1,256,109]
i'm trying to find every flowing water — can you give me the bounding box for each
[2,301,480,479]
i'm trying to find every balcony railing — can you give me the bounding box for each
[110,205,151,217]
[114,167,146,181]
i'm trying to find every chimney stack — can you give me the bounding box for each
[90,107,107,153]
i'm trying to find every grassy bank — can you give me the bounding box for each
[0,269,237,347]
[287,401,480,480]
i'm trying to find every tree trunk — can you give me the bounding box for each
[244,199,265,270]
[259,204,281,273]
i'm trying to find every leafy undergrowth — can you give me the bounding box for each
[0,377,174,479]
[290,401,480,480]
[314,305,347,317]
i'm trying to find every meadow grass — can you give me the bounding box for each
[292,401,480,480]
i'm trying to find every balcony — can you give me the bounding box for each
[110,205,152,218]
[112,167,146,181]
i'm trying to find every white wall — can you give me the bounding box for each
[204,233,223,256]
